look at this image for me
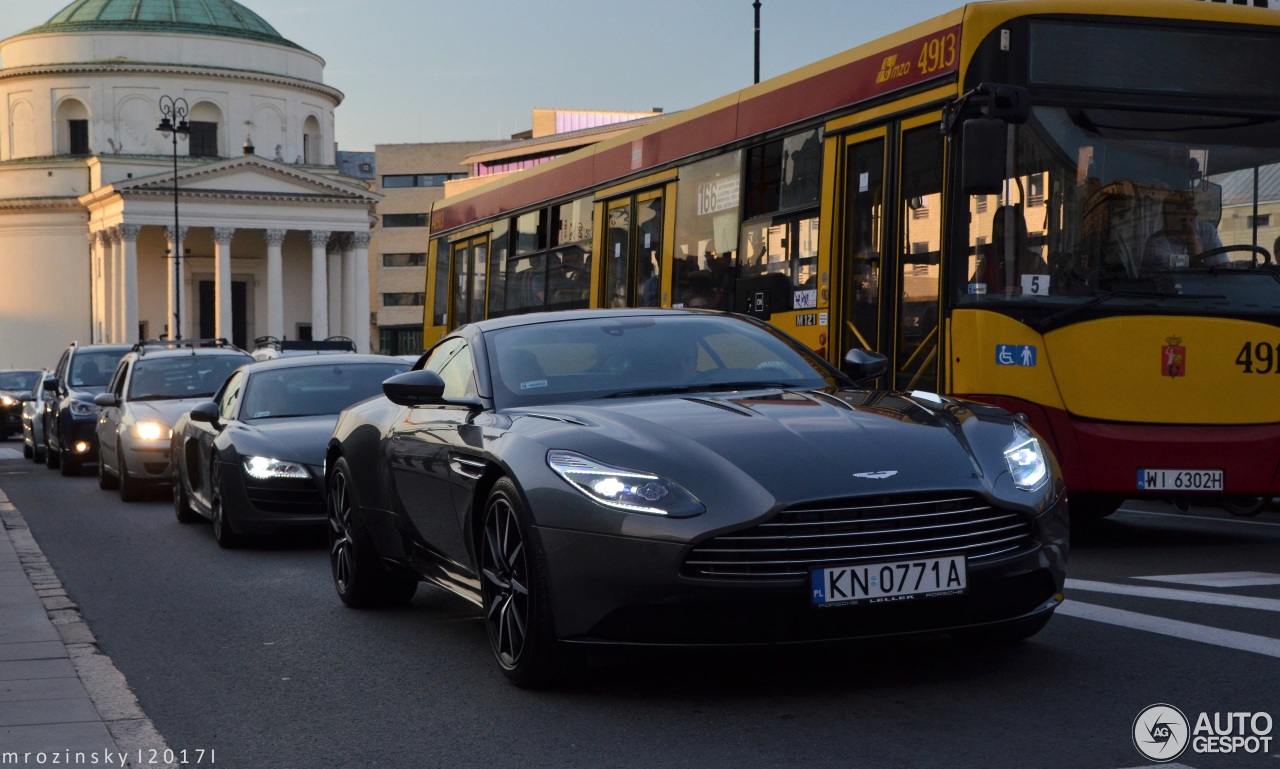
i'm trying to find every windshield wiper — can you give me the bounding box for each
[601,381,795,399]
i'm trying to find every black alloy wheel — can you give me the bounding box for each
[327,456,417,608]
[44,421,60,469]
[118,441,144,502]
[31,434,45,464]
[22,439,32,459]
[210,462,239,549]
[480,478,561,687]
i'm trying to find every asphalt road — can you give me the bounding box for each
[2,452,1279,769]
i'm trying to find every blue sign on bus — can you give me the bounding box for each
[996,345,1037,367]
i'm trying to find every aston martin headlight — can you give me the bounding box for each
[547,450,704,517]
[132,421,171,441]
[243,455,309,480]
[0,394,16,407]
[1004,424,1048,491]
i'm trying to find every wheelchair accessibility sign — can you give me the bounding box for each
[996,345,1037,367]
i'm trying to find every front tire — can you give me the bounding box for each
[172,459,199,523]
[327,456,417,608]
[480,478,563,688]
[210,462,240,549]
[97,451,119,490]
[118,443,144,502]
[44,425,60,470]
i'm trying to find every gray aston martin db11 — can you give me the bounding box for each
[326,309,1067,686]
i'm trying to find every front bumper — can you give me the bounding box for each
[219,459,327,535]
[62,415,101,461]
[535,499,1068,645]
[119,438,173,483]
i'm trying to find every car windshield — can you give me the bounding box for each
[486,314,837,409]
[69,351,125,387]
[129,355,249,400]
[0,370,40,391]
[242,361,409,419]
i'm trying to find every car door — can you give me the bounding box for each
[388,337,476,568]
[97,359,129,474]
[187,370,244,511]
[45,349,69,451]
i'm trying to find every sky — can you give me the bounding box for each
[3,0,966,151]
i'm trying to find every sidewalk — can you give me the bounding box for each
[0,480,174,767]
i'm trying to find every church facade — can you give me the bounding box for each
[0,0,378,367]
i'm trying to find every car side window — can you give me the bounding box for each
[109,361,128,398]
[54,351,69,382]
[422,338,474,400]
[219,372,245,421]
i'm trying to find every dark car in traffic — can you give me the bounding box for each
[324,309,1069,687]
[170,354,409,547]
[44,343,132,475]
[0,369,43,442]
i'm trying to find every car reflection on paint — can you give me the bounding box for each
[325,309,1068,687]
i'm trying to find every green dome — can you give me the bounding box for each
[20,0,303,49]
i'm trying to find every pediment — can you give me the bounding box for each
[117,156,377,202]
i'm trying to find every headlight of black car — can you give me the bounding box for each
[243,455,310,480]
[1003,423,1048,491]
[547,450,705,517]
[0,394,16,408]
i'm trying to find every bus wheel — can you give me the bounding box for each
[1222,496,1269,517]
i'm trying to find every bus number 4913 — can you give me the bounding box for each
[1235,341,1280,374]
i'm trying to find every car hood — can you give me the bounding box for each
[512,388,1005,501]
[234,415,338,467]
[130,398,210,426]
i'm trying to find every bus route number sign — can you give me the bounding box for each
[1235,341,1280,374]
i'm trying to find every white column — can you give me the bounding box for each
[327,238,343,338]
[352,231,372,354]
[165,225,188,340]
[342,235,357,340]
[90,231,110,342]
[309,230,330,339]
[119,224,141,344]
[264,229,286,339]
[110,230,126,343]
[213,227,235,342]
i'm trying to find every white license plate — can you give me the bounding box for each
[1136,468,1224,492]
[811,555,967,607]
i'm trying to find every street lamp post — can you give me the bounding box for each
[157,95,190,341]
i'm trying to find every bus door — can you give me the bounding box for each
[836,128,888,381]
[449,234,488,327]
[603,190,664,308]
[892,117,945,392]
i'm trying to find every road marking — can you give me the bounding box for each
[1066,579,1280,612]
[0,448,24,460]
[1057,600,1280,659]
[1117,508,1280,528]
[1135,571,1280,588]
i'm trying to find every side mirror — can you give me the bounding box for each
[383,369,447,407]
[93,393,119,408]
[43,378,58,392]
[188,401,220,424]
[962,118,1008,195]
[842,348,889,385]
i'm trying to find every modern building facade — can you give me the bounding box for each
[0,0,378,367]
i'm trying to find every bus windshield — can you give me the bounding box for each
[955,105,1280,323]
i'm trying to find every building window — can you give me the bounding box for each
[383,253,427,267]
[1028,173,1045,207]
[382,173,467,188]
[189,121,218,157]
[383,292,425,307]
[378,326,424,357]
[69,120,89,155]
[1247,214,1271,228]
[383,214,428,228]
[360,163,372,172]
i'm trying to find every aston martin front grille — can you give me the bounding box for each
[682,493,1034,580]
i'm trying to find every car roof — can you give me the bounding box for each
[70,344,132,354]
[127,347,251,361]
[238,353,407,373]
[462,307,707,334]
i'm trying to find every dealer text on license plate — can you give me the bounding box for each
[1136,468,1223,491]
[811,555,966,607]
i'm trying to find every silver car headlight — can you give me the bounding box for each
[243,455,309,480]
[68,399,97,417]
[1004,423,1048,491]
[547,450,705,517]
[131,420,172,441]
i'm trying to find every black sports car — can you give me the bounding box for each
[170,354,409,547]
[326,309,1068,686]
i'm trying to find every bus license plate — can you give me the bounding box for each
[1137,468,1223,492]
[811,555,966,608]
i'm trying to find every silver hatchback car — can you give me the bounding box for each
[94,340,251,501]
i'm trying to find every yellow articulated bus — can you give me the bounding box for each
[425,0,1280,519]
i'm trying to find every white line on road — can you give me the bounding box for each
[1136,571,1280,588]
[1066,579,1280,612]
[1057,600,1280,659]
[1117,508,1280,528]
